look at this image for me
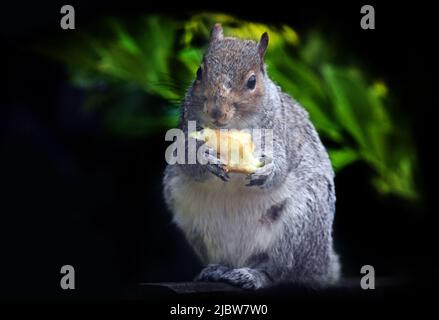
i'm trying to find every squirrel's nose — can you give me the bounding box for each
[210,107,224,121]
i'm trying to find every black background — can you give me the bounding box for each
[0,0,437,302]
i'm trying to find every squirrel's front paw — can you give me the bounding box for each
[194,264,230,282]
[201,148,230,182]
[246,160,275,188]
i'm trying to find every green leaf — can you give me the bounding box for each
[329,148,359,171]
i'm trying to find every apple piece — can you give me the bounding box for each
[190,128,263,174]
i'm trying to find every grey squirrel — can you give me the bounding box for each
[163,23,340,289]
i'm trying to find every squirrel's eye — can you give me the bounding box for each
[247,74,256,90]
[196,67,203,81]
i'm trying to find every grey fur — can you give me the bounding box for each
[162,26,340,290]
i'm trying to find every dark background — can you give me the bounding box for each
[0,0,437,300]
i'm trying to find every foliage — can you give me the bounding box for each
[36,13,419,201]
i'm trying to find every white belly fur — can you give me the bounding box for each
[170,172,288,267]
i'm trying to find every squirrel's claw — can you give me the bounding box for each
[203,148,230,182]
[195,265,269,290]
[207,163,230,182]
[245,161,275,188]
[194,264,230,282]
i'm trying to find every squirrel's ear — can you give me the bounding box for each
[210,23,224,42]
[258,32,269,58]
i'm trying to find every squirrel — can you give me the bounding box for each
[163,23,340,289]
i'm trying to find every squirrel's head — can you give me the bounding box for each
[189,23,269,129]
